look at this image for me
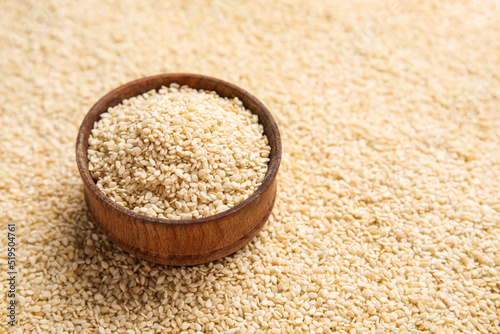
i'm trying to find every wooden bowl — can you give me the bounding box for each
[76,74,281,266]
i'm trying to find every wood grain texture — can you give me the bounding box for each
[76,74,282,266]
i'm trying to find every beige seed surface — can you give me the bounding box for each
[87,85,270,219]
[1,0,500,333]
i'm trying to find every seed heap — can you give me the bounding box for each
[4,0,500,333]
[87,84,271,219]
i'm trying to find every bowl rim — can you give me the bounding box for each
[76,73,282,226]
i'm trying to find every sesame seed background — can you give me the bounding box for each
[1,0,500,333]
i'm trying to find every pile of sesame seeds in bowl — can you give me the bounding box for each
[87,83,271,220]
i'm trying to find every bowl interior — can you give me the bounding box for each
[76,73,282,225]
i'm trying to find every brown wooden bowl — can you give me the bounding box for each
[76,74,281,266]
